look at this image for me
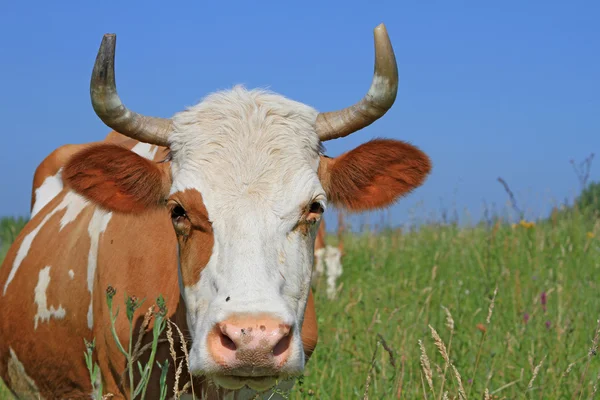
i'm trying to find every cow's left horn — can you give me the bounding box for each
[90,34,172,147]
[315,23,398,141]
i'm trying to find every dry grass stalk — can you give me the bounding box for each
[363,334,395,399]
[420,370,429,400]
[437,309,455,400]
[170,320,195,400]
[396,354,406,399]
[527,355,546,392]
[429,325,450,365]
[367,308,380,332]
[442,391,449,400]
[486,286,498,325]
[166,321,182,399]
[564,361,577,376]
[490,368,523,395]
[452,364,467,400]
[484,388,491,400]
[363,341,379,400]
[573,318,600,400]
[132,306,155,359]
[442,306,455,331]
[418,339,435,396]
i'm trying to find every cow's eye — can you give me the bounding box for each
[171,205,187,221]
[309,202,324,214]
[306,201,325,223]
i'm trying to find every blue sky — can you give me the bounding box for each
[1,1,598,228]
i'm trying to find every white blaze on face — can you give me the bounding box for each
[33,266,66,329]
[168,87,323,375]
[31,169,64,218]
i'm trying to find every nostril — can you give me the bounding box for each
[219,331,237,351]
[272,334,291,357]
[217,324,237,351]
[272,325,292,357]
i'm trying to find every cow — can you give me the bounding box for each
[0,23,431,399]
[312,216,345,299]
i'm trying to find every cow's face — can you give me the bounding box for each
[167,88,325,388]
[66,24,432,393]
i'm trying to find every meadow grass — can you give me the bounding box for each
[1,207,599,399]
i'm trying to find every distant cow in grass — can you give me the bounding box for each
[313,215,345,299]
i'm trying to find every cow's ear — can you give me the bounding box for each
[63,144,171,213]
[318,139,431,212]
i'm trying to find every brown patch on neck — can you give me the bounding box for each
[170,189,214,287]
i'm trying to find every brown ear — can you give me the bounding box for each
[319,139,431,212]
[63,144,170,213]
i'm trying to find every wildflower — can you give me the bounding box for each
[523,312,530,324]
[476,323,487,333]
[541,292,547,312]
[106,285,116,309]
[545,320,551,330]
[588,232,595,239]
[84,338,96,353]
[519,220,535,229]
[155,294,168,317]
[106,285,116,299]
[126,295,144,322]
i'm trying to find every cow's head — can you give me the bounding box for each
[64,24,431,392]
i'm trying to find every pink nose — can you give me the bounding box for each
[207,314,293,372]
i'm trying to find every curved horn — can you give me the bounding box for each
[90,34,172,147]
[316,23,398,141]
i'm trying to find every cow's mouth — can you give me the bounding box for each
[212,374,280,391]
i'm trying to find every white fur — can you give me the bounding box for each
[86,208,113,329]
[4,191,82,296]
[31,169,63,218]
[168,87,323,381]
[59,193,89,231]
[131,142,158,160]
[33,266,66,329]
[68,269,74,279]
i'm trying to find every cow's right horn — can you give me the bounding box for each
[315,23,398,142]
[90,34,172,147]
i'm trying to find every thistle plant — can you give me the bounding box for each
[83,338,103,400]
[84,285,170,399]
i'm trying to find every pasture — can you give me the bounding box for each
[1,203,599,399]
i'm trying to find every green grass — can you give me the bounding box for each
[0,217,21,399]
[1,210,599,399]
